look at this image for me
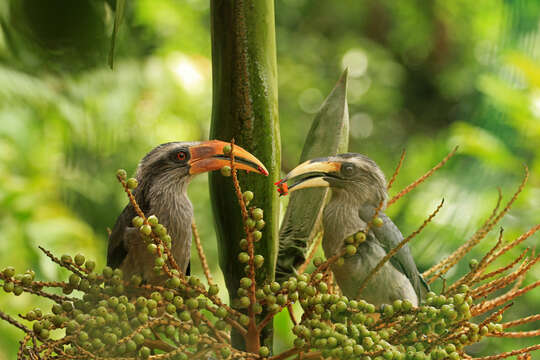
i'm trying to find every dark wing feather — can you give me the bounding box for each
[358,205,429,300]
[107,204,137,268]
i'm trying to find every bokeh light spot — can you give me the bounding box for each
[298,88,323,114]
[350,113,373,139]
[342,48,368,78]
[167,52,204,93]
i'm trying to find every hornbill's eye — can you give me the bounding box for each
[342,163,355,177]
[176,150,188,162]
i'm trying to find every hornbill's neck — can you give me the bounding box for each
[322,189,366,256]
[136,173,194,274]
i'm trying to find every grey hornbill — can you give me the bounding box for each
[108,140,268,283]
[281,153,428,306]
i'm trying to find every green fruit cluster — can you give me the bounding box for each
[0,181,516,360]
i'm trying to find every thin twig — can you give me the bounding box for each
[471,344,540,360]
[192,220,214,286]
[502,314,540,329]
[476,247,529,282]
[298,232,323,275]
[426,167,528,283]
[387,149,406,191]
[387,146,457,207]
[446,228,505,294]
[473,279,540,316]
[0,310,31,334]
[488,330,540,338]
[424,188,502,278]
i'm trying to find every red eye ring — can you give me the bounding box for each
[177,151,187,161]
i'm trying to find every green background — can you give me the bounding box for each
[0,0,539,358]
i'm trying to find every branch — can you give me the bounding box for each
[192,220,214,286]
[387,146,457,207]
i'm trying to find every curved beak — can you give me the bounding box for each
[280,158,342,194]
[188,140,268,176]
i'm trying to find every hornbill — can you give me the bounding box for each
[281,153,428,306]
[108,140,268,283]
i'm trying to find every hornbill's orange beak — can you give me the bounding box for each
[188,140,269,176]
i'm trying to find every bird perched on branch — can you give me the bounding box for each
[108,140,268,283]
[280,153,428,306]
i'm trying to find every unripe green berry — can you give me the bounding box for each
[220,166,232,177]
[294,337,305,348]
[116,169,127,180]
[208,284,219,296]
[239,238,248,250]
[139,346,151,359]
[246,218,256,229]
[238,252,250,263]
[239,314,250,326]
[179,311,191,321]
[240,277,252,288]
[256,219,266,230]
[402,300,413,312]
[167,276,181,289]
[345,245,357,256]
[139,224,152,236]
[238,296,250,308]
[144,244,157,255]
[270,281,281,293]
[252,208,264,220]
[85,260,96,272]
[102,266,113,278]
[223,144,232,155]
[243,191,254,202]
[469,259,478,269]
[216,307,227,319]
[382,304,394,317]
[147,299,158,310]
[373,217,384,227]
[318,282,328,293]
[253,230,262,241]
[254,255,264,268]
[165,304,176,314]
[126,178,138,189]
[186,298,198,309]
[74,254,85,266]
[147,215,159,226]
[355,231,367,242]
[132,216,144,228]
[259,346,270,357]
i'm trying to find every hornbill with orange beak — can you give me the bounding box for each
[108,140,268,283]
[281,153,428,306]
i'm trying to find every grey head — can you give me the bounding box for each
[283,153,388,207]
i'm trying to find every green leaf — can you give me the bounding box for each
[108,0,126,69]
[276,69,349,282]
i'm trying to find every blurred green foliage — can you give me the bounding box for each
[0,0,539,358]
